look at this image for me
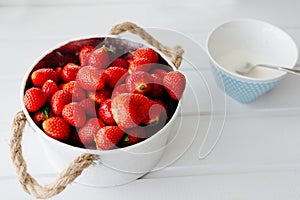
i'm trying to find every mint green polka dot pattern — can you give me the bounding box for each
[211,63,283,104]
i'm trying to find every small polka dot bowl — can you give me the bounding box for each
[206,19,298,104]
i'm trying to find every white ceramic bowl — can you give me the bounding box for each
[21,36,181,187]
[206,19,298,103]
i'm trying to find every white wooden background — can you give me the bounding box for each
[1,0,300,199]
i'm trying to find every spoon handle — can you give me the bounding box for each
[256,64,300,76]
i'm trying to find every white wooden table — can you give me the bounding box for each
[1,0,300,199]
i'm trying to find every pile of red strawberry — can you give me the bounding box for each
[24,43,186,150]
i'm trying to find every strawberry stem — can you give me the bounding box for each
[139,84,146,91]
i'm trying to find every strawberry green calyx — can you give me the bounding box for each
[123,135,130,142]
[41,107,50,119]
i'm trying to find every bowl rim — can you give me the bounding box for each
[206,18,299,82]
[20,34,182,156]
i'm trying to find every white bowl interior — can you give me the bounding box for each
[207,19,298,80]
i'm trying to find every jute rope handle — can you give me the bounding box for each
[10,111,98,199]
[10,22,184,199]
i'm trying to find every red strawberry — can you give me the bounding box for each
[55,67,63,82]
[86,45,110,69]
[111,84,128,99]
[61,81,86,101]
[78,118,105,145]
[103,67,128,88]
[98,99,115,125]
[42,117,70,140]
[78,98,98,117]
[111,93,151,129]
[51,90,72,116]
[142,100,167,125]
[31,68,59,87]
[32,107,50,126]
[76,66,105,91]
[61,62,81,82]
[127,59,133,69]
[94,126,124,150]
[88,88,111,105]
[151,68,168,77]
[58,83,66,90]
[42,80,59,98]
[129,48,158,73]
[24,87,47,112]
[147,73,164,98]
[163,71,186,100]
[118,127,147,147]
[126,71,153,95]
[109,58,129,69]
[79,45,94,66]
[62,102,86,127]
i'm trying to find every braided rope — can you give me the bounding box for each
[10,111,98,199]
[109,21,184,69]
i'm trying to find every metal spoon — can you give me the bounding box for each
[236,62,300,76]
